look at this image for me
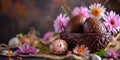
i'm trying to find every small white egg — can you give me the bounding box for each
[92,55,102,60]
[8,37,21,48]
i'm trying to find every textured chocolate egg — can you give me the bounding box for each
[49,39,68,55]
[65,15,85,33]
[83,18,107,33]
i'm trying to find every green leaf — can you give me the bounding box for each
[18,33,24,38]
[35,43,42,48]
[61,6,69,17]
[41,48,49,53]
[97,50,107,57]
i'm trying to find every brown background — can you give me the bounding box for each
[0,0,120,44]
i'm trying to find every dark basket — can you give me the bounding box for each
[60,33,111,53]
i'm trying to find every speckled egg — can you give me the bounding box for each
[49,39,68,55]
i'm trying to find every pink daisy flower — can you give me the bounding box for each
[73,45,90,55]
[54,13,70,33]
[2,50,15,57]
[103,11,120,34]
[89,3,106,19]
[43,32,53,42]
[107,49,119,59]
[72,6,89,19]
[16,44,37,55]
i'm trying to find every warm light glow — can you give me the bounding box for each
[77,47,85,54]
[92,8,101,16]
[6,51,14,56]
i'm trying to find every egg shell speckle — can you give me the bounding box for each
[49,39,68,55]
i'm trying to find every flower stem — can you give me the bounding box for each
[61,5,69,17]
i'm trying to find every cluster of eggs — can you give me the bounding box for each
[65,15,107,33]
[8,15,107,55]
[8,36,39,48]
[49,15,107,55]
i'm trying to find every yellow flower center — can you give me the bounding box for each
[7,51,14,56]
[92,8,101,16]
[77,47,85,54]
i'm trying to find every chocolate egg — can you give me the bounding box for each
[65,15,85,33]
[49,39,68,55]
[83,18,107,33]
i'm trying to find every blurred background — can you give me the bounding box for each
[0,0,120,44]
